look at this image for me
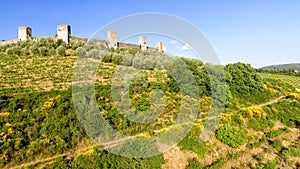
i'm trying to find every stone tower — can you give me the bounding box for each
[18,26,32,41]
[156,42,166,53]
[107,30,119,49]
[57,24,71,44]
[138,36,147,51]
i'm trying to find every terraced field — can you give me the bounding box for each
[0,55,168,96]
[260,73,300,89]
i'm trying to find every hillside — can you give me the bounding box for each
[0,40,300,169]
[260,63,300,71]
[260,73,300,89]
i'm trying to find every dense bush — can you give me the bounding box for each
[179,133,207,157]
[216,124,247,148]
[0,88,85,167]
[225,63,273,104]
[56,46,66,56]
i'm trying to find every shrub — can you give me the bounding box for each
[20,48,30,56]
[266,130,283,138]
[240,107,264,118]
[248,118,274,131]
[288,146,300,157]
[39,47,48,56]
[186,158,202,169]
[112,53,123,64]
[12,46,22,56]
[56,46,66,56]
[216,124,247,148]
[30,45,40,55]
[287,92,300,100]
[270,139,282,151]
[253,154,264,161]
[48,48,56,56]
[6,47,14,55]
[231,114,246,126]
[179,133,207,157]
[257,160,278,169]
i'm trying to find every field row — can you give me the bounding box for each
[259,73,300,89]
[0,55,168,95]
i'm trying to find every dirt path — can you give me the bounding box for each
[6,133,147,169]
[255,95,285,108]
[6,144,95,169]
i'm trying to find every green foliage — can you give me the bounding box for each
[39,46,48,56]
[270,139,283,151]
[266,99,300,127]
[225,63,273,104]
[240,107,265,118]
[204,159,225,169]
[0,88,85,167]
[266,129,283,138]
[186,158,202,169]
[248,118,274,131]
[257,160,278,169]
[56,46,66,56]
[288,92,300,100]
[43,147,165,169]
[260,73,300,89]
[215,124,247,148]
[253,154,264,161]
[129,75,150,95]
[1,38,82,57]
[179,133,207,157]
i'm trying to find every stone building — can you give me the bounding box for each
[57,24,71,44]
[156,42,166,53]
[18,26,32,41]
[138,36,147,51]
[107,30,119,49]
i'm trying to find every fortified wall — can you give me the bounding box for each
[0,24,167,53]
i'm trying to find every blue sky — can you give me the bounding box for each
[1,0,300,68]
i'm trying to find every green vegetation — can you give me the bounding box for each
[42,147,165,169]
[0,38,83,57]
[248,117,274,131]
[215,124,247,148]
[0,89,85,167]
[260,73,300,89]
[257,160,278,169]
[265,98,300,128]
[179,133,207,157]
[258,63,300,77]
[186,158,202,169]
[0,39,299,168]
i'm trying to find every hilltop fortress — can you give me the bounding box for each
[1,24,166,53]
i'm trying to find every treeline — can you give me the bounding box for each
[257,68,300,77]
[81,42,274,106]
[0,38,83,57]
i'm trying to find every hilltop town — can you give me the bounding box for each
[0,24,167,53]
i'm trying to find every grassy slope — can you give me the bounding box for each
[0,53,299,169]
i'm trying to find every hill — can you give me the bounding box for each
[260,63,300,71]
[0,40,299,168]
